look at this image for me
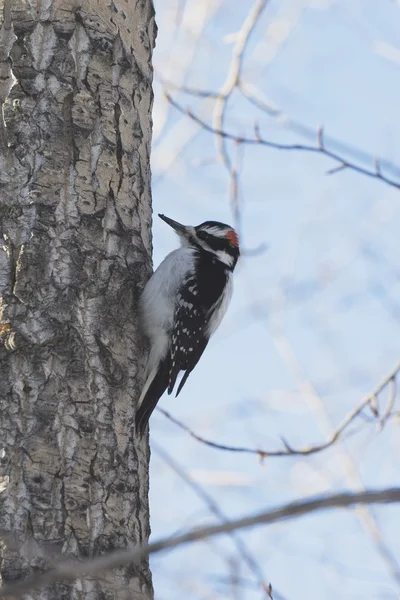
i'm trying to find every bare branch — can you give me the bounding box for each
[158,361,400,459]
[2,488,400,599]
[167,94,400,191]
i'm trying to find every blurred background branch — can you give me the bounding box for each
[2,488,400,600]
[158,361,400,459]
[166,93,400,191]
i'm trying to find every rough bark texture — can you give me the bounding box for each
[0,1,156,598]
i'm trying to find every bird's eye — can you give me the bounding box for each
[197,230,209,241]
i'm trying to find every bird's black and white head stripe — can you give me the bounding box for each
[159,214,240,270]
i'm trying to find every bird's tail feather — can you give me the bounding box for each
[175,368,192,397]
[135,359,169,437]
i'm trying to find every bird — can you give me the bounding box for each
[135,213,240,436]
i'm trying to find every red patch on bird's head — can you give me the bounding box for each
[225,229,239,248]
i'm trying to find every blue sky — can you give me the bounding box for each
[148,1,400,598]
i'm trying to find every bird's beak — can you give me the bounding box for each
[158,214,191,237]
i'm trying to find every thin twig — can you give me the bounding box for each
[379,376,397,430]
[163,80,400,184]
[158,78,221,98]
[166,94,400,190]
[327,162,348,175]
[157,361,400,459]
[1,488,400,599]
[238,81,281,117]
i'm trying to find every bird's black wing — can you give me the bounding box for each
[167,276,211,396]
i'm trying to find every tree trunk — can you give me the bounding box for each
[0,1,156,598]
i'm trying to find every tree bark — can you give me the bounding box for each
[0,1,156,598]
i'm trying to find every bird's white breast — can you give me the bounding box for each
[140,248,197,341]
[206,272,233,337]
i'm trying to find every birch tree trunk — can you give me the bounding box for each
[0,1,156,598]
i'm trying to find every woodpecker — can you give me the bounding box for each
[135,214,240,436]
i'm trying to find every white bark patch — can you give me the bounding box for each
[69,23,91,85]
[0,60,16,104]
[27,0,55,21]
[0,21,16,59]
[0,154,14,184]
[48,74,61,95]
[55,165,79,227]
[112,36,122,90]
[90,144,102,179]
[0,20,17,131]
[34,72,46,92]
[30,23,57,72]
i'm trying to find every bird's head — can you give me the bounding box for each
[159,214,240,270]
